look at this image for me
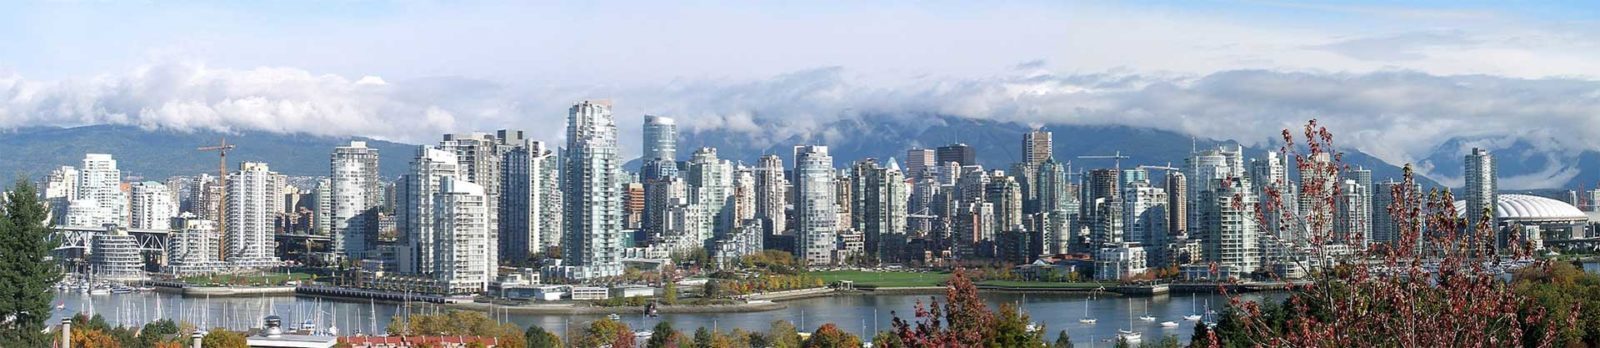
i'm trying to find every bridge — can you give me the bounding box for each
[1545,237,1600,253]
[53,225,173,254]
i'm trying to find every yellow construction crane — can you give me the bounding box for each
[198,138,236,262]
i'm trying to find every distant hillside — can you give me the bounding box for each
[664,115,1442,188]
[0,125,417,181]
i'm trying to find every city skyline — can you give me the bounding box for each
[3,2,1600,190]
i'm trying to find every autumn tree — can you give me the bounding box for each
[525,325,562,348]
[767,320,802,348]
[1208,119,1574,347]
[889,268,995,346]
[803,323,861,348]
[578,317,634,348]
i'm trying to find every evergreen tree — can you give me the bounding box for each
[0,179,63,346]
[1053,330,1073,348]
[647,321,680,348]
[526,325,562,348]
[694,326,713,347]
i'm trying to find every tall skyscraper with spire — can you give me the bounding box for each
[559,100,625,279]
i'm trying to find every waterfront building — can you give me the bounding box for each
[1123,183,1168,265]
[1094,244,1147,281]
[225,162,281,268]
[440,132,507,274]
[44,166,78,225]
[936,143,976,167]
[398,147,459,275]
[91,229,144,281]
[168,216,221,275]
[557,101,626,280]
[1199,177,1259,278]
[1454,194,1589,251]
[129,181,176,230]
[435,178,492,295]
[330,141,381,259]
[794,145,839,266]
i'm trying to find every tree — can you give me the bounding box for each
[0,179,63,346]
[1052,330,1072,348]
[703,279,722,298]
[1210,119,1573,347]
[991,302,1045,347]
[871,331,905,348]
[767,320,802,348]
[694,327,713,348]
[646,321,681,348]
[889,268,995,346]
[803,323,861,348]
[1112,337,1131,348]
[525,325,562,348]
[202,330,248,348]
[663,281,679,305]
[578,318,634,348]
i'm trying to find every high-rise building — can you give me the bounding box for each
[499,139,560,264]
[936,144,976,167]
[434,178,491,295]
[1036,159,1069,213]
[1464,148,1497,235]
[1338,167,1373,246]
[44,166,79,225]
[850,158,909,262]
[1372,179,1420,246]
[168,217,221,275]
[686,148,732,242]
[1124,184,1168,247]
[313,178,331,235]
[731,168,757,225]
[643,115,678,163]
[398,147,459,275]
[1200,177,1258,277]
[330,141,381,259]
[440,132,504,272]
[1186,145,1244,234]
[226,162,280,268]
[1023,129,1052,166]
[129,181,176,230]
[559,100,625,279]
[73,154,127,227]
[1165,171,1187,235]
[986,172,1024,232]
[905,148,935,180]
[794,145,838,266]
[754,155,788,236]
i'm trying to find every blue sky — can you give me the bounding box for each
[2,1,1600,188]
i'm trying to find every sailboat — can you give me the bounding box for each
[1117,298,1142,343]
[1182,293,1203,321]
[1138,299,1156,322]
[1078,298,1097,324]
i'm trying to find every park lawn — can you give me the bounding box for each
[811,270,951,288]
[180,272,316,286]
[976,280,1111,289]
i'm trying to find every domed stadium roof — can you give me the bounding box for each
[1454,194,1588,221]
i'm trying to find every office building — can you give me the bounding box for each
[906,148,935,180]
[936,143,976,167]
[1023,129,1052,166]
[643,115,678,163]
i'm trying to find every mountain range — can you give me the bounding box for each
[23,117,1589,192]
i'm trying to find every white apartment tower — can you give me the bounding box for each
[129,181,177,230]
[226,162,280,268]
[399,147,459,275]
[754,155,789,235]
[74,154,127,227]
[330,141,381,259]
[434,178,491,295]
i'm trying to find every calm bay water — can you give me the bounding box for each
[47,289,1275,346]
[60,261,1599,345]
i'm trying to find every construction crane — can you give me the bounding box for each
[1077,151,1131,170]
[1136,163,1180,172]
[198,138,236,262]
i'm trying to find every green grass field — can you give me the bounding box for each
[811,270,951,288]
[976,280,1110,289]
[179,272,316,286]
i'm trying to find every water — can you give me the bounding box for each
[48,290,1276,346]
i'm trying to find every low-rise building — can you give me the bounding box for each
[570,286,609,301]
[1093,244,1147,281]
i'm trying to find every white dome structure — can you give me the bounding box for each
[1455,194,1588,221]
